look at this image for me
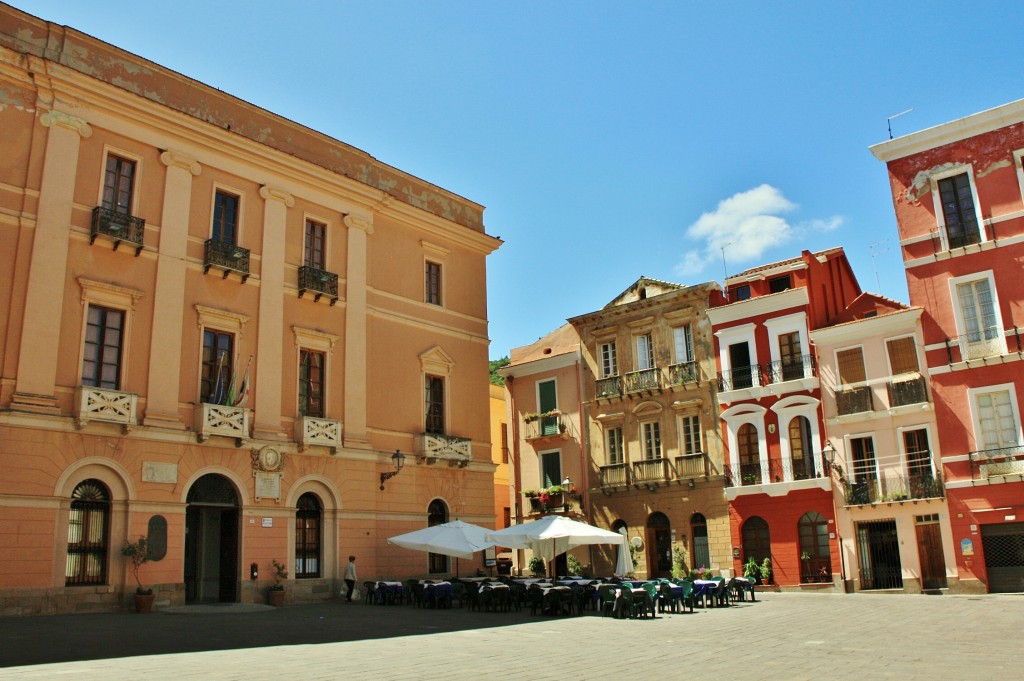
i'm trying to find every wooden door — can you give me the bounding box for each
[915,519,947,590]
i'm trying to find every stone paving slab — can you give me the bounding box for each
[0,593,1021,680]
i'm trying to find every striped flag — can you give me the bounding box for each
[232,355,253,408]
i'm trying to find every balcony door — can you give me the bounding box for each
[538,379,558,436]
[729,342,753,389]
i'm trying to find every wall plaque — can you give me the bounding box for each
[147,515,168,561]
[254,471,282,501]
[142,462,178,484]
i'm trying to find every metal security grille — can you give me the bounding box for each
[981,523,1024,593]
[856,520,903,590]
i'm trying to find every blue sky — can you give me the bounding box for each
[23,1,1024,359]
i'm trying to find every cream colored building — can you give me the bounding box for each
[0,5,499,614]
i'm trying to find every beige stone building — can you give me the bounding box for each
[0,5,500,614]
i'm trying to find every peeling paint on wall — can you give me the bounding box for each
[905,162,961,203]
[976,158,1011,179]
[0,83,34,112]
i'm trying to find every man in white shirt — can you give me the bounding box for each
[343,555,357,603]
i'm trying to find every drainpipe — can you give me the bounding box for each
[575,355,590,522]
[507,375,524,575]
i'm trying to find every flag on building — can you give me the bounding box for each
[232,355,253,408]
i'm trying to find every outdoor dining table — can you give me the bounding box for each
[373,581,405,605]
[693,579,721,607]
[733,576,756,602]
[421,581,454,608]
[535,585,574,616]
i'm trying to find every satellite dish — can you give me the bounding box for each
[630,536,643,549]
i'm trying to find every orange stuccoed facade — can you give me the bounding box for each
[0,5,500,614]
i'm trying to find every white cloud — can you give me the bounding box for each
[675,184,844,278]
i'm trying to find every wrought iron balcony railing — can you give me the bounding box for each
[667,361,699,386]
[196,403,250,443]
[836,385,874,416]
[970,444,1024,479]
[886,374,928,408]
[297,416,343,453]
[417,432,472,466]
[718,365,760,392]
[204,239,250,283]
[632,457,671,484]
[674,452,708,479]
[725,456,824,487]
[947,228,982,250]
[90,206,145,256]
[958,328,1005,361]
[595,376,622,399]
[598,463,630,488]
[624,367,662,393]
[843,472,944,505]
[75,386,138,432]
[298,265,339,305]
[524,413,568,439]
[764,354,816,384]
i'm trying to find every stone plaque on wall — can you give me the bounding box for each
[142,462,178,484]
[147,515,168,561]
[254,471,281,501]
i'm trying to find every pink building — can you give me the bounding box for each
[872,99,1024,593]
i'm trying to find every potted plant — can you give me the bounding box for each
[523,490,542,513]
[759,556,773,585]
[122,536,154,613]
[528,555,545,577]
[268,558,288,606]
[743,556,760,583]
[671,545,688,579]
[800,551,812,583]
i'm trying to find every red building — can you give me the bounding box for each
[707,249,861,587]
[872,99,1024,593]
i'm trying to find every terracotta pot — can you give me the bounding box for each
[134,592,155,614]
[268,588,286,607]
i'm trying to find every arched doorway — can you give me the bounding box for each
[741,516,771,582]
[691,513,710,572]
[645,512,672,578]
[185,474,240,604]
[427,499,449,574]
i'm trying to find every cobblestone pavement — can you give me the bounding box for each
[0,592,1021,681]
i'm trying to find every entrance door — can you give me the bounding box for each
[645,512,672,578]
[856,520,903,590]
[184,474,240,604]
[915,515,948,591]
[981,522,1024,593]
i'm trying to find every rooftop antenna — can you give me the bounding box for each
[887,109,913,140]
[869,239,889,292]
[720,242,732,280]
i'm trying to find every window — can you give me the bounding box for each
[903,429,933,479]
[837,347,866,385]
[778,331,803,381]
[600,342,618,378]
[304,219,326,270]
[673,325,693,364]
[886,336,919,375]
[102,155,135,215]
[850,436,878,483]
[789,416,814,480]
[937,173,981,248]
[797,511,831,583]
[738,423,760,484]
[836,347,871,415]
[540,451,561,488]
[82,305,125,389]
[66,479,110,586]
[606,427,624,465]
[427,500,449,574]
[200,329,234,404]
[212,190,239,244]
[732,284,751,302]
[642,421,662,459]
[690,513,710,571]
[537,379,559,436]
[974,388,1021,450]
[769,275,792,293]
[955,277,1003,359]
[294,493,322,578]
[298,349,325,418]
[680,415,701,456]
[425,375,445,434]
[635,333,654,371]
[425,261,442,306]
[500,424,509,464]
[728,341,754,389]
[741,516,771,570]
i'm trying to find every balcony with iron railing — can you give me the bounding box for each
[595,376,622,399]
[75,386,138,432]
[764,354,816,384]
[674,452,709,479]
[298,265,339,305]
[724,456,825,487]
[842,472,945,506]
[624,367,662,393]
[90,206,145,256]
[667,361,699,387]
[417,432,472,467]
[632,457,672,485]
[598,463,630,488]
[204,239,251,283]
[523,413,568,440]
[886,374,928,408]
[970,444,1024,480]
[957,328,1006,362]
[718,365,761,392]
[836,385,873,416]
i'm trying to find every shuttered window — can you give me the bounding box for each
[886,337,919,376]
[837,348,866,385]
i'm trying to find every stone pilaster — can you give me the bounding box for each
[342,213,373,449]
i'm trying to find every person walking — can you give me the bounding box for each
[344,555,357,603]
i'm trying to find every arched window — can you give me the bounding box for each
[66,479,110,586]
[427,500,449,574]
[690,513,710,572]
[741,516,771,580]
[798,511,832,583]
[295,493,322,579]
[738,424,760,485]
[789,416,814,480]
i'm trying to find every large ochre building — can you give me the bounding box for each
[0,4,500,614]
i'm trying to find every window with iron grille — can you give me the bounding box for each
[299,349,325,418]
[82,305,124,390]
[798,511,831,582]
[681,415,701,456]
[600,341,618,378]
[642,421,662,459]
[201,330,234,404]
[295,492,322,578]
[425,261,442,306]
[304,219,326,269]
[937,173,981,248]
[425,375,445,434]
[66,479,110,586]
[606,427,624,465]
[212,190,239,244]
[428,499,449,574]
[102,155,135,215]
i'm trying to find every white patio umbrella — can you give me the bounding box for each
[614,527,633,578]
[485,516,628,579]
[387,520,496,576]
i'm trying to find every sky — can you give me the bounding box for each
[21,1,1024,359]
